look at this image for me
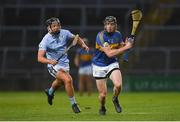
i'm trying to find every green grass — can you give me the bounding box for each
[0,91,180,121]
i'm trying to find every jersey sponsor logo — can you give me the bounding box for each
[110,43,120,49]
[59,35,64,40]
[96,42,120,49]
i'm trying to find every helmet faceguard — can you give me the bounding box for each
[46,17,60,27]
[45,17,61,35]
[103,16,117,32]
[104,16,117,25]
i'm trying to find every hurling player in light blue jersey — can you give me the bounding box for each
[37,17,89,113]
[92,16,134,115]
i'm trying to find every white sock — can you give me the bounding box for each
[69,96,76,105]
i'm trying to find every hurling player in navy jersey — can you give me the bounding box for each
[92,16,134,115]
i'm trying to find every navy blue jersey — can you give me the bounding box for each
[92,31,123,66]
[76,48,94,67]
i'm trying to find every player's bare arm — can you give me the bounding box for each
[101,40,133,58]
[77,36,89,51]
[37,50,58,65]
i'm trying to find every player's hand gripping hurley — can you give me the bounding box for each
[123,10,142,62]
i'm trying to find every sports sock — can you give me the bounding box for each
[48,87,54,95]
[69,96,77,105]
[113,95,118,100]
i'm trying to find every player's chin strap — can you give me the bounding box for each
[48,26,60,36]
[51,30,60,36]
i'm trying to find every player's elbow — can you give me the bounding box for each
[37,56,43,63]
[105,52,114,58]
[37,57,41,63]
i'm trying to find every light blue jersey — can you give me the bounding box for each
[38,29,74,74]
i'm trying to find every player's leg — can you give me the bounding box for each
[109,69,122,113]
[79,75,85,96]
[45,79,62,105]
[96,79,107,115]
[48,79,62,95]
[110,69,122,96]
[86,75,93,96]
[85,66,93,96]
[56,69,81,113]
[56,69,74,97]
[45,67,63,105]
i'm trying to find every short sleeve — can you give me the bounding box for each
[38,37,47,51]
[66,30,74,40]
[96,32,103,46]
[116,31,123,43]
[119,33,123,43]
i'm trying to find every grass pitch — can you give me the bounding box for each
[0,91,180,121]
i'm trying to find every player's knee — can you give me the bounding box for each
[100,91,107,98]
[65,78,73,86]
[56,74,62,81]
[114,81,122,89]
[56,80,61,86]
